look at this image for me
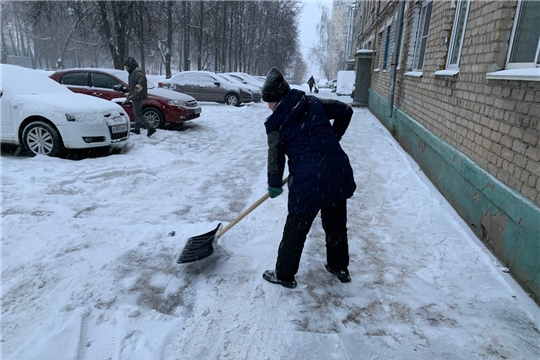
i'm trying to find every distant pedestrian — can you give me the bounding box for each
[124,57,156,137]
[260,67,356,289]
[307,75,315,93]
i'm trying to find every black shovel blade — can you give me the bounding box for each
[177,223,221,264]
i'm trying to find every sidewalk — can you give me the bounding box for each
[167,100,539,359]
[310,105,540,359]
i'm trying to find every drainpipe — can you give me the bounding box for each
[386,0,406,118]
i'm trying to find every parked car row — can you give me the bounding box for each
[0,64,266,158]
[157,71,262,106]
[49,68,201,129]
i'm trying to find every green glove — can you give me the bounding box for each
[268,186,283,198]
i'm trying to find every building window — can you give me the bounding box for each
[447,0,470,69]
[412,0,433,71]
[375,30,384,71]
[507,0,540,69]
[383,25,391,70]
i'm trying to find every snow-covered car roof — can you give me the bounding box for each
[1,65,122,111]
[1,65,73,95]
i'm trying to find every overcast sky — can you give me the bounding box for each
[299,0,332,80]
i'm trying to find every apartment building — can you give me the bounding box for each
[330,0,356,77]
[353,0,539,301]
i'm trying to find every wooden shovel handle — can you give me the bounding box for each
[218,176,289,237]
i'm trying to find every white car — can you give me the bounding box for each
[0,64,130,157]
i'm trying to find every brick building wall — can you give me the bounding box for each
[360,0,540,207]
[355,0,539,300]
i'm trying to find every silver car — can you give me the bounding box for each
[226,72,265,89]
[214,73,261,103]
[158,71,254,106]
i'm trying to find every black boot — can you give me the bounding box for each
[130,129,140,135]
[325,264,351,283]
[262,270,297,288]
[147,127,156,138]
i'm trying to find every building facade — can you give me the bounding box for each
[353,0,540,301]
[330,0,356,77]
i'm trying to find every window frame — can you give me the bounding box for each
[506,0,540,69]
[383,24,392,71]
[374,29,384,72]
[411,0,433,72]
[446,0,470,70]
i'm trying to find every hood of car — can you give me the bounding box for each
[148,87,197,102]
[13,92,127,120]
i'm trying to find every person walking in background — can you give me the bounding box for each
[260,67,356,289]
[307,75,315,94]
[124,57,156,137]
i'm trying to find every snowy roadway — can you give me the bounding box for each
[2,87,539,359]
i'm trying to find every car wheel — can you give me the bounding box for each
[142,107,165,129]
[225,93,240,106]
[21,121,63,157]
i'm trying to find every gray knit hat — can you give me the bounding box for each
[261,67,290,102]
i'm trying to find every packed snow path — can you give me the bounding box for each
[2,89,539,360]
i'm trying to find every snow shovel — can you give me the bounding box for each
[177,177,288,264]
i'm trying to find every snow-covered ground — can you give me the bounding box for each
[2,86,539,360]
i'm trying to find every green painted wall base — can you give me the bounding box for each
[368,89,540,303]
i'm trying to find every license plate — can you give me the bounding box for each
[112,124,128,133]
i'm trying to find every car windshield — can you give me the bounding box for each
[113,70,156,89]
[2,65,72,95]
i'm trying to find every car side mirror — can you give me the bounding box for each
[214,82,221,87]
[113,84,127,93]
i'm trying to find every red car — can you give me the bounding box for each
[50,68,201,129]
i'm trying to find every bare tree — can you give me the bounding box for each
[96,1,133,69]
[6,1,93,69]
[291,54,307,85]
[2,0,305,76]
[310,5,332,80]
